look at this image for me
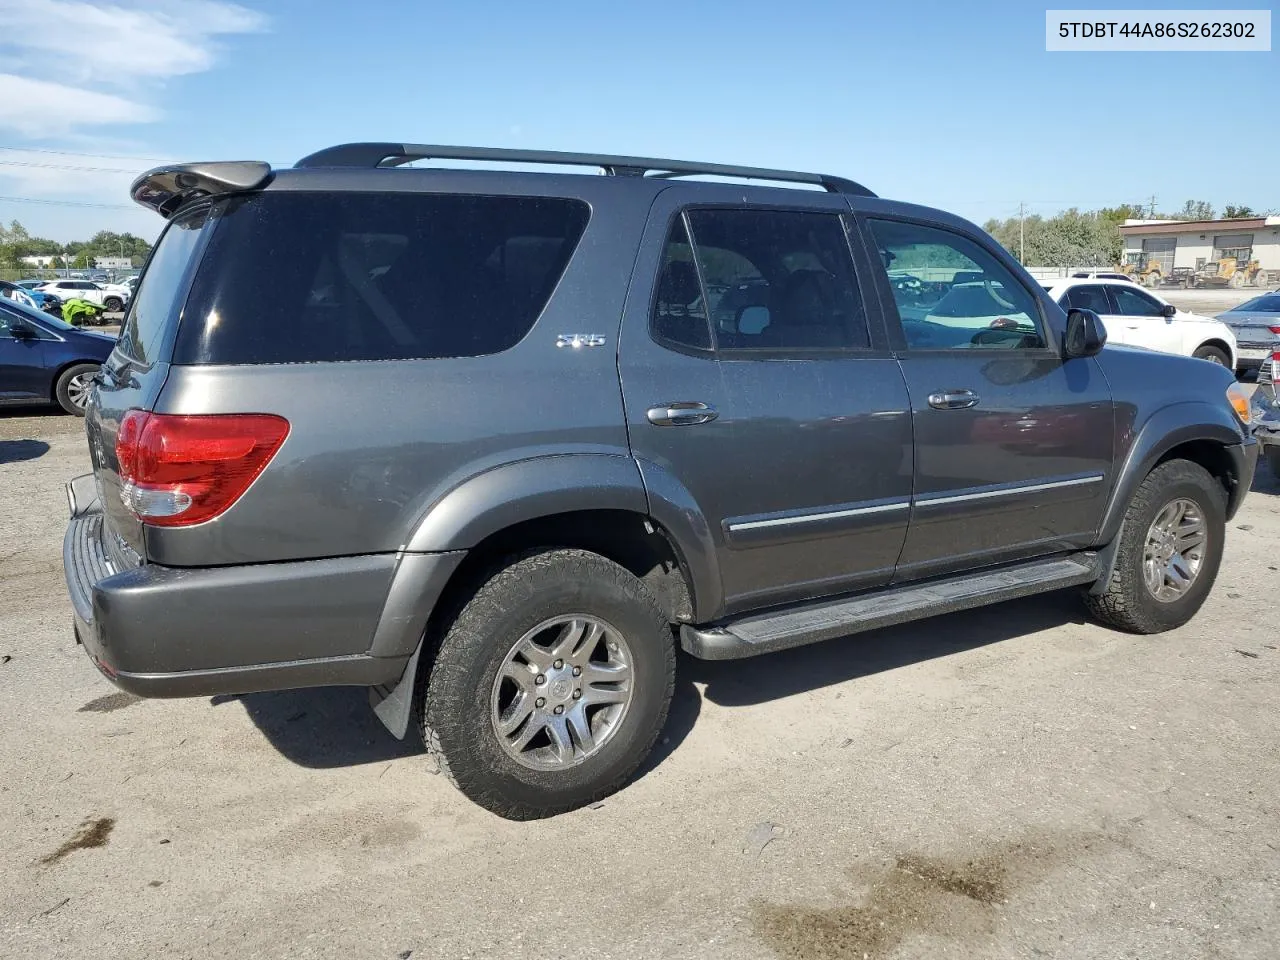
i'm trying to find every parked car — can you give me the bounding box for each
[1042,278,1237,368]
[1215,292,1280,377]
[1070,271,1138,284]
[62,143,1258,820]
[0,278,39,309]
[37,279,130,313]
[16,279,47,289]
[1252,353,1280,477]
[0,296,114,414]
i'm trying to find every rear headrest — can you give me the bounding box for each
[658,260,700,305]
[781,269,836,326]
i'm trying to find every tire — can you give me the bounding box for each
[1193,345,1230,367]
[421,549,676,820]
[1084,459,1226,634]
[1267,447,1280,479]
[54,363,99,416]
[103,296,123,312]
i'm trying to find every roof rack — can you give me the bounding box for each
[294,142,875,197]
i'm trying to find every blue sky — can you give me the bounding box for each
[0,0,1276,241]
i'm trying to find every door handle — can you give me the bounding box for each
[647,401,718,426]
[927,389,980,410]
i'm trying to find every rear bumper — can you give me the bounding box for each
[62,479,462,698]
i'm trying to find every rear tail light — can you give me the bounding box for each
[115,411,289,527]
[1268,325,1280,335]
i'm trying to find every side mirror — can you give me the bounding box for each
[1161,303,1177,318]
[10,319,35,339]
[1064,308,1106,358]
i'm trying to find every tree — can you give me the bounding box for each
[1174,200,1215,221]
[1223,205,1256,219]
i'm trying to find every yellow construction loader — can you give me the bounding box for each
[1117,259,1163,287]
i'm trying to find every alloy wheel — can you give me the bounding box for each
[490,615,634,770]
[1142,497,1207,602]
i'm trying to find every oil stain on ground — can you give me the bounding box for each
[753,831,1101,960]
[78,692,141,713]
[40,817,115,865]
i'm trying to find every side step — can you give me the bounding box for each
[681,553,1099,661]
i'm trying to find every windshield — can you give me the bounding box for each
[1226,294,1280,313]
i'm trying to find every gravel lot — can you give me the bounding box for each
[1,405,1278,960]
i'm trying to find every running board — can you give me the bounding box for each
[681,553,1100,660]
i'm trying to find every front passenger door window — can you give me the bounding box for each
[868,219,1046,352]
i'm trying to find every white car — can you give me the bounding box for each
[1042,278,1237,369]
[37,279,131,312]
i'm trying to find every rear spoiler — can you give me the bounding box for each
[130,161,271,218]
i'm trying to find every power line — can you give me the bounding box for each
[0,144,171,163]
[0,159,142,174]
[0,194,135,209]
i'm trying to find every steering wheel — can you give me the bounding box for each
[970,327,1019,347]
[984,278,1017,310]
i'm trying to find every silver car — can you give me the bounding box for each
[1217,292,1280,376]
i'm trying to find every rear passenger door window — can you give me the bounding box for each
[867,219,1046,351]
[677,209,870,353]
[1064,285,1112,314]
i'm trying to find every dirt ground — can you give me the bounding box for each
[1,406,1278,960]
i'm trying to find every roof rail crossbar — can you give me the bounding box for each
[294,142,875,197]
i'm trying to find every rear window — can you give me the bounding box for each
[1227,294,1280,313]
[174,191,590,364]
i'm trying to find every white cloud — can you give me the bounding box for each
[0,0,265,84]
[0,0,265,136]
[0,75,157,137]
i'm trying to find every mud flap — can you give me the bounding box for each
[369,642,422,740]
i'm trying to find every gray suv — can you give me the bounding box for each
[63,143,1259,819]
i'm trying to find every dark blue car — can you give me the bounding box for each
[0,296,115,415]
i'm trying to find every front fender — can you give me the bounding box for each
[1096,400,1248,544]
[402,454,648,552]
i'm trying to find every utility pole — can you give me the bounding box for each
[1019,202,1025,263]
[1149,195,1157,218]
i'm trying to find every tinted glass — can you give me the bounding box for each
[1227,294,1280,313]
[685,208,868,351]
[650,217,711,351]
[1109,285,1164,317]
[118,205,212,365]
[1064,285,1112,314]
[869,219,1045,350]
[0,299,57,338]
[176,192,589,365]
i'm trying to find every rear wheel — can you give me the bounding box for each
[421,549,676,820]
[1193,345,1230,367]
[1084,459,1225,634]
[54,363,98,416]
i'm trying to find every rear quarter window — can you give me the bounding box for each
[174,191,590,364]
[118,206,213,365]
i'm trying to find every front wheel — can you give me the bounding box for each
[421,549,676,820]
[1084,459,1226,634]
[1193,345,1230,367]
[103,296,123,312]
